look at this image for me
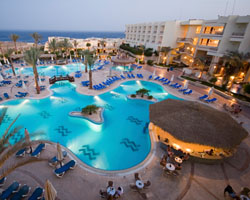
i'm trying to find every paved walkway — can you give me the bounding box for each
[1,63,250,200]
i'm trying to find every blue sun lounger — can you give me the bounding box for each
[54,160,76,178]
[28,187,44,200]
[49,151,67,166]
[183,89,192,95]
[4,93,9,99]
[170,83,178,87]
[131,74,135,78]
[0,181,20,200]
[31,143,45,157]
[175,85,182,89]
[154,76,160,80]
[199,94,208,100]
[127,74,131,78]
[11,184,31,200]
[179,88,187,92]
[0,177,6,187]
[148,75,152,80]
[163,80,171,85]
[16,148,27,157]
[120,75,126,79]
[205,97,217,103]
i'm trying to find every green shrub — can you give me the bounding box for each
[148,95,153,99]
[209,77,217,83]
[147,60,154,66]
[131,94,136,98]
[139,60,145,64]
[70,50,74,55]
[244,84,250,94]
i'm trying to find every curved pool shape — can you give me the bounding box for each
[0,80,181,171]
[111,65,134,72]
[5,63,101,77]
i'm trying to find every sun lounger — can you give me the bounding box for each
[4,93,9,99]
[179,88,188,92]
[120,75,126,79]
[163,80,171,85]
[28,187,44,200]
[148,75,152,80]
[0,181,20,200]
[49,151,67,166]
[0,177,6,187]
[10,184,31,200]
[154,76,160,80]
[170,83,178,87]
[205,97,217,103]
[0,97,3,101]
[131,74,135,78]
[127,74,131,79]
[199,94,208,100]
[54,160,76,178]
[16,148,27,157]
[30,143,45,157]
[183,89,192,95]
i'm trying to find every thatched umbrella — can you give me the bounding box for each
[24,128,32,153]
[149,99,248,157]
[57,143,63,167]
[45,180,57,200]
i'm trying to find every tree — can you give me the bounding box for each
[81,105,99,115]
[24,48,41,94]
[30,32,42,48]
[5,49,16,76]
[80,50,91,73]
[86,43,91,50]
[58,39,72,64]
[193,56,207,79]
[86,52,97,89]
[48,39,58,64]
[222,51,250,87]
[158,46,172,64]
[73,40,79,57]
[0,108,44,180]
[136,88,150,97]
[9,34,19,54]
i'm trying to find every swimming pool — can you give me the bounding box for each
[5,63,99,77]
[0,80,181,171]
[111,65,134,72]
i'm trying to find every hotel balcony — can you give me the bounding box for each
[230,32,245,42]
[176,38,194,44]
[197,45,218,52]
[177,48,194,56]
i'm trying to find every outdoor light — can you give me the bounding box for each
[186,148,192,152]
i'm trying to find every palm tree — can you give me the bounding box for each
[86,52,97,89]
[193,56,207,79]
[48,39,58,64]
[0,108,44,180]
[136,88,150,97]
[221,51,250,88]
[10,34,19,54]
[86,43,91,50]
[158,46,172,65]
[73,40,79,57]
[5,49,16,76]
[80,50,90,73]
[30,32,42,48]
[24,47,41,94]
[81,105,99,115]
[59,39,72,64]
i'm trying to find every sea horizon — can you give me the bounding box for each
[0,30,125,44]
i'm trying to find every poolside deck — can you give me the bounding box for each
[1,62,250,199]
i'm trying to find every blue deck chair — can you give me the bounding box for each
[183,89,192,95]
[175,85,182,89]
[170,83,178,87]
[136,74,140,78]
[0,97,3,101]
[28,187,44,200]
[120,75,126,79]
[54,160,76,178]
[30,143,45,157]
[11,184,31,200]
[4,93,10,99]
[199,94,208,100]
[48,151,67,166]
[179,88,188,92]
[163,80,171,85]
[205,97,217,103]
[131,74,135,78]
[127,74,131,79]
[154,76,160,80]
[148,75,152,80]
[0,181,20,200]
[16,148,27,157]
[0,177,7,187]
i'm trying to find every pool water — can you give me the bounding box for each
[111,65,134,72]
[0,80,181,171]
[5,63,101,77]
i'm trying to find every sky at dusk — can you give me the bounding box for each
[0,0,250,31]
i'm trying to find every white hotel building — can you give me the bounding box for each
[125,15,250,81]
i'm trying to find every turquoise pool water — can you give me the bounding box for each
[0,80,181,171]
[4,63,98,77]
[111,65,134,72]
